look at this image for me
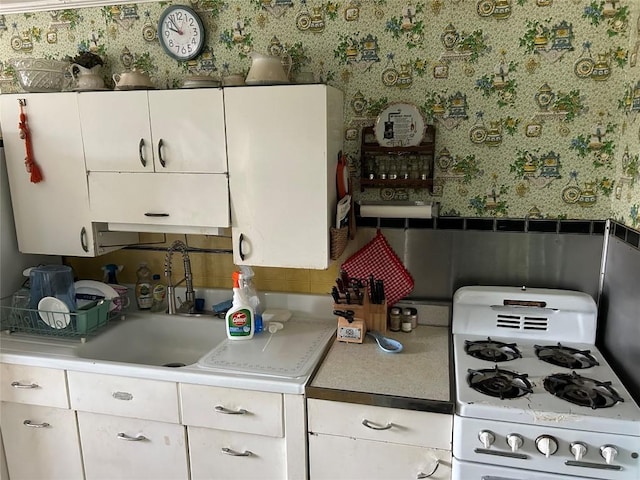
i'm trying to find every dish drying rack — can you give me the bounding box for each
[0,297,125,339]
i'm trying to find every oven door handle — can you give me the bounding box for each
[474,448,528,460]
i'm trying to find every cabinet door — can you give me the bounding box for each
[77,411,188,480]
[79,91,153,173]
[148,89,227,173]
[88,172,230,233]
[188,426,285,480]
[225,85,343,269]
[0,93,101,256]
[309,433,451,480]
[1,402,84,480]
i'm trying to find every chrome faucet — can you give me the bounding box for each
[165,240,196,314]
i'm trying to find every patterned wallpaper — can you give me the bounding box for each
[1,0,639,228]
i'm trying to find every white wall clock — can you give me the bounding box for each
[158,5,205,61]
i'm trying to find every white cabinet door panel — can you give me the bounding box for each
[0,364,68,408]
[88,172,230,229]
[79,90,153,173]
[148,89,227,173]
[78,411,188,480]
[225,84,343,269]
[188,426,285,480]
[309,433,451,480]
[0,93,100,256]
[1,402,84,480]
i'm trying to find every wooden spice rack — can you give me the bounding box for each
[359,125,436,193]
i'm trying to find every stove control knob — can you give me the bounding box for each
[478,430,495,449]
[507,433,524,453]
[570,442,588,461]
[535,435,558,457]
[600,445,618,465]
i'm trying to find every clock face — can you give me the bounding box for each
[158,5,205,61]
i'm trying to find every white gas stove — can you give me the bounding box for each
[451,286,640,480]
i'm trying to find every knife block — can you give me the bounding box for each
[333,293,386,343]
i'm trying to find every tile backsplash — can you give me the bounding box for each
[2,1,639,294]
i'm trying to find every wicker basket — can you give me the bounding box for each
[330,226,349,260]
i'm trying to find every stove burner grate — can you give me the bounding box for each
[543,371,624,409]
[535,343,599,369]
[467,365,533,400]
[464,337,522,362]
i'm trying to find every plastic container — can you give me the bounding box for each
[135,263,153,310]
[239,266,263,333]
[29,264,76,313]
[150,274,167,313]
[225,271,254,340]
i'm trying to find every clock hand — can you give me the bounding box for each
[168,17,183,35]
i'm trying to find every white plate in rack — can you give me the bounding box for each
[38,296,70,329]
[74,280,119,312]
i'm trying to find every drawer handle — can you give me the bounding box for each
[23,420,50,428]
[144,212,170,217]
[11,381,39,389]
[221,447,253,457]
[417,460,439,478]
[362,418,393,430]
[117,432,147,442]
[214,405,248,415]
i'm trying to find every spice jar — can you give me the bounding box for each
[401,308,413,332]
[409,307,418,329]
[389,307,401,332]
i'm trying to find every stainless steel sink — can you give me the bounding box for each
[75,314,227,367]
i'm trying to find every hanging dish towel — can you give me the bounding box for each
[341,229,414,306]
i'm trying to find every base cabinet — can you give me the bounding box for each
[309,433,451,480]
[188,426,285,480]
[77,411,188,480]
[308,399,452,480]
[1,402,84,480]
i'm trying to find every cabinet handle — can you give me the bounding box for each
[144,212,170,217]
[23,420,50,428]
[221,447,253,457]
[238,233,246,261]
[11,381,39,389]
[214,405,247,415]
[157,139,166,168]
[361,419,393,430]
[139,138,147,167]
[417,460,439,478]
[117,432,147,441]
[80,226,89,253]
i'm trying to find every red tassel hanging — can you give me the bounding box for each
[18,101,43,183]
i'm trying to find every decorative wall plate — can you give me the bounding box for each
[374,102,425,147]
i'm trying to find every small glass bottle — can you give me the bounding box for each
[401,308,413,332]
[389,307,401,332]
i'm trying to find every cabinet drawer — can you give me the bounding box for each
[188,426,285,480]
[1,402,84,480]
[77,411,188,480]
[68,371,179,423]
[309,433,451,480]
[180,384,283,437]
[0,364,68,408]
[308,399,452,450]
[88,172,230,229]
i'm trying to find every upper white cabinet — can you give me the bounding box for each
[79,89,227,174]
[225,84,343,269]
[0,93,137,257]
[79,89,230,234]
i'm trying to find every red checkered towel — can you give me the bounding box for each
[341,230,414,306]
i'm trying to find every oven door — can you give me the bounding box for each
[452,458,599,480]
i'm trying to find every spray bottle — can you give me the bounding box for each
[239,266,263,333]
[225,271,254,340]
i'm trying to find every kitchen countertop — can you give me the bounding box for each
[307,325,454,414]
